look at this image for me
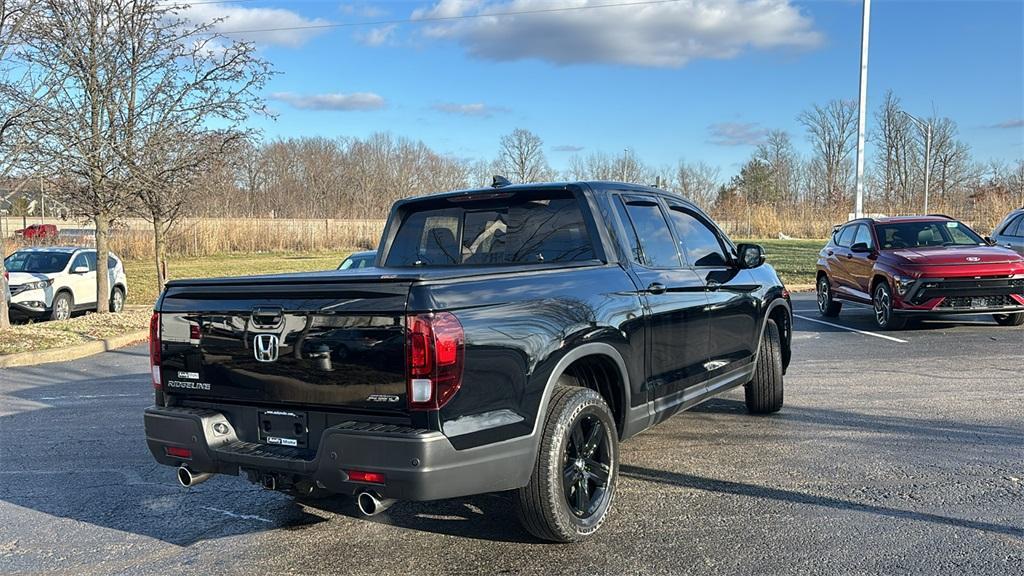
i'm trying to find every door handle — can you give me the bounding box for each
[706,280,721,291]
[646,282,666,295]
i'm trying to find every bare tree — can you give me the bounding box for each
[754,130,799,204]
[109,0,272,290]
[673,160,720,208]
[13,0,140,313]
[495,128,551,183]
[799,99,858,209]
[0,0,41,329]
[871,90,914,211]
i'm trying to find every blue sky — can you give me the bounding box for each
[189,0,1024,174]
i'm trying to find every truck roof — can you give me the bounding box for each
[399,180,668,204]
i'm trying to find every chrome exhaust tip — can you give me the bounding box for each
[356,491,396,517]
[177,466,211,488]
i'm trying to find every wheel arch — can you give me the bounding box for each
[869,273,890,295]
[757,297,792,373]
[534,343,633,442]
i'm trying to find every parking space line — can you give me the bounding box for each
[793,314,908,343]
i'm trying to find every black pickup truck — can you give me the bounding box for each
[144,181,792,542]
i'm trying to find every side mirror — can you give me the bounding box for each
[736,243,765,269]
[850,242,873,253]
[984,236,996,246]
[72,265,89,274]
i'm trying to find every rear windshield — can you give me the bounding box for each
[5,251,72,274]
[385,192,596,266]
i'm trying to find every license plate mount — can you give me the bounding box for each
[258,410,308,448]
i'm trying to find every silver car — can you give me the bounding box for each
[992,208,1024,256]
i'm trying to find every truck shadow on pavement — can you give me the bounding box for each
[0,369,334,547]
[619,464,1024,538]
[691,398,1024,445]
[302,492,538,544]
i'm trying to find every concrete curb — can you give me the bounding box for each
[0,330,149,368]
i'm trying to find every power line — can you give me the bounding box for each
[208,0,686,36]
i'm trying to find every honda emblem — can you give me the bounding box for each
[253,334,280,362]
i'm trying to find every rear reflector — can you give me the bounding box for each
[164,446,192,459]
[347,470,386,484]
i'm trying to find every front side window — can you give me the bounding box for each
[853,224,874,249]
[619,198,681,268]
[667,207,727,267]
[385,192,595,266]
[1001,214,1024,238]
[835,225,856,248]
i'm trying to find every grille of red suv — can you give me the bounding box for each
[938,295,1017,309]
[910,277,1024,305]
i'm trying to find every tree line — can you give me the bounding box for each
[2,1,1022,331]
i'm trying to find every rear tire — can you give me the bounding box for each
[109,287,125,313]
[817,276,842,317]
[745,319,784,414]
[515,382,618,543]
[993,312,1024,326]
[50,292,72,322]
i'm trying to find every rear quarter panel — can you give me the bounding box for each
[410,264,644,448]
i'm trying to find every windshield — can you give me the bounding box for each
[385,192,596,267]
[875,221,986,250]
[5,251,72,274]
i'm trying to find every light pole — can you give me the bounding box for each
[901,110,932,213]
[853,0,871,219]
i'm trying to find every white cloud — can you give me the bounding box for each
[181,3,330,48]
[707,122,767,146]
[357,25,398,46]
[431,102,508,117]
[271,92,387,111]
[989,119,1024,129]
[411,0,822,68]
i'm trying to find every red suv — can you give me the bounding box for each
[816,216,1024,330]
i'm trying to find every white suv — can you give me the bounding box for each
[5,247,128,321]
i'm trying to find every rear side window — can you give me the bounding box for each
[385,192,595,266]
[618,198,681,268]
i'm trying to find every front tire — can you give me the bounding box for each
[516,383,618,543]
[745,319,784,414]
[50,292,72,322]
[993,312,1024,326]
[817,275,842,317]
[872,282,907,331]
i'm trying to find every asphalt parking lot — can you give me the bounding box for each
[0,293,1021,576]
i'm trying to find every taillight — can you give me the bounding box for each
[407,312,464,410]
[149,312,162,389]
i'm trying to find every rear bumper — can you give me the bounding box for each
[144,406,535,501]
